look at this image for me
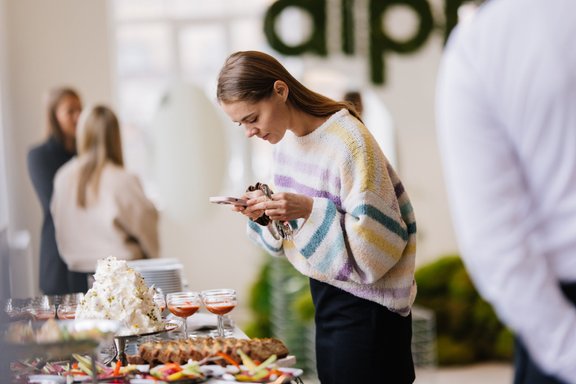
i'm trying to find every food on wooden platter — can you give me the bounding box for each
[134,336,289,366]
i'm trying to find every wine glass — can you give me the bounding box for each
[166,291,201,339]
[153,288,166,316]
[4,298,32,321]
[27,295,56,321]
[57,292,84,320]
[201,289,237,338]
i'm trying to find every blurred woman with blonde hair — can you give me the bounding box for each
[51,105,159,292]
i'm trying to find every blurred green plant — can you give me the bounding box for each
[293,288,314,322]
[415,254,514,365]
[244,255,316,374]
[243,256,273,338]
[244,255,314,338]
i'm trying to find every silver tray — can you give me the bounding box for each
[115,317,182,340]
[112,318,182,364]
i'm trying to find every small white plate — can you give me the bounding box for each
[220,366,304,383]
[28,375,66,384]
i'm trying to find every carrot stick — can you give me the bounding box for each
[217,352,240,367]
[113,360,122,376]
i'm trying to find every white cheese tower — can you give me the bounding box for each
[76,256,163,336]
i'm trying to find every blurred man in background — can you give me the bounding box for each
[436,0,576,383]
[343,90,363,117]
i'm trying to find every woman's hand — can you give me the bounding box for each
[249,192,313,222]
[232,189,266,221]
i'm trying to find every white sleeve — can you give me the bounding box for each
[436,39,576,382]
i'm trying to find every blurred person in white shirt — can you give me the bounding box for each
[51,105,159,292]
[436,0,576,383]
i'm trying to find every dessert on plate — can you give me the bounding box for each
[76,256,163,336]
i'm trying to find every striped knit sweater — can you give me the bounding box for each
[247,109,417,316]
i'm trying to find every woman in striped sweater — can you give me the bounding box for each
[217,51,417,383]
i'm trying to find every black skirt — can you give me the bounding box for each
[310,278,415,384]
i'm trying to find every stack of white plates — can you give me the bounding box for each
[127,258,183,294]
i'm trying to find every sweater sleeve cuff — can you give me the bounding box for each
[247,220,284,256]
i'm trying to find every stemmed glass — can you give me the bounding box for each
[166,291,201,339]
[57,292,84,320]
[4,298,32,321]
[153,288,166,316]
[201,289,237,338]
[27,295,56,321]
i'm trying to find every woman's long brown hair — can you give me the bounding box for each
[76,105,124,208]
[216,51,362,122]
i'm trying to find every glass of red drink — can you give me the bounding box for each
[57,292,84,320]
[166,291,201,339]
[201,289,237,338]
[28,295,56,321]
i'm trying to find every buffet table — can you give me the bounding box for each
[3,254,303,384]
[3,313,304,384]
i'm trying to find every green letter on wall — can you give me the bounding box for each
[369,0,433,84]
[264,0,327,56]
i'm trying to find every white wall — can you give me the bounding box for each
[382,37,458,266]
[0,0,9,229]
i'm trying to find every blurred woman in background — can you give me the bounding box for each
[51,105,159,292]
[27,87,82,295]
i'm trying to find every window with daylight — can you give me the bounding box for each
[110,0,281,194]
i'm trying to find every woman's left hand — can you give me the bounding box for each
[252,192,313,222]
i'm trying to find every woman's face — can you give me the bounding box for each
[55,95,82,140]
[221,84,290,145]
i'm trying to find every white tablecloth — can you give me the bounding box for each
[185,312,248,339]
